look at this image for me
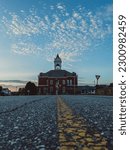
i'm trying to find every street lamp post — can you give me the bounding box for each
[95,75,100,85]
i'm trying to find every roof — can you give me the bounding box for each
[56,54,60,59]
[54,54,62,62]
[39,70,76,77]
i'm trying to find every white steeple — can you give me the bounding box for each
[54,54,62,70]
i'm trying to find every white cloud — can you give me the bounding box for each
[1,3,112,68]
[56,3,66,11]
[12,42,42,55]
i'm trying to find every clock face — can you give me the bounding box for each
[56,64,60,70]
[56,65,60,70]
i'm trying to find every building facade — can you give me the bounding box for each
[95,84,113,96]
[38,54,78,95]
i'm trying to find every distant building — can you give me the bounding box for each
[95,83,113,96]
[77,86,95,95]
[38,54,78,95]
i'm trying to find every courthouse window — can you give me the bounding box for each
[62,87,65,93]
[70,80,72,85]
[67,80,69,85]
[50,87,53,92]
[62,80,65,85]
[50,80,53,85]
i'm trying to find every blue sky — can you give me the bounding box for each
[0,0,112,90]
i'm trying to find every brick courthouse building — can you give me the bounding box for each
[38,54,78,95]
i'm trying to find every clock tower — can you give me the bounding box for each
[54,54,62,70]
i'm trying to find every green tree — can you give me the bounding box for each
[25,82,37,95]
[0,86,2,92]
[18,88,25,95]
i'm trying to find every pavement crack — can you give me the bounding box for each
[0,96,49,115]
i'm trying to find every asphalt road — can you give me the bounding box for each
[0,95,113,150]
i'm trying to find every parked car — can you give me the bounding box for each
[0,88,11,96]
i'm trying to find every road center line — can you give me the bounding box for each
[57,96,108,150]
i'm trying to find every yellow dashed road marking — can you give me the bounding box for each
[57,96,108,150]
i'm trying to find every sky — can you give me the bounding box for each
[0,0,113,91]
